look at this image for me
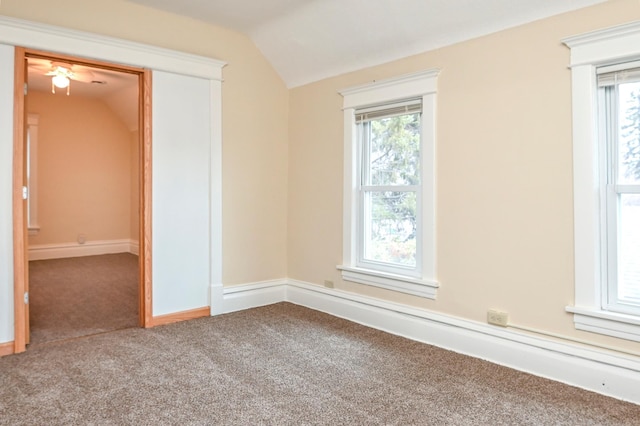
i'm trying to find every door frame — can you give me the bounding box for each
[12,47,153,353]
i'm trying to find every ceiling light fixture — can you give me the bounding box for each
[50,67,72,95]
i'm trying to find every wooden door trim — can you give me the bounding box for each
[12,48,153,352]
[23,48,147,75]
[148,307,210,328]
[140,69,153,327]
[12,46,27,353]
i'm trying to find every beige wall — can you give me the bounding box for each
[27,90,132,245]
[288,0,640,353]
[0,0,289,284]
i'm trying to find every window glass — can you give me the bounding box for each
[618,81,640,185]
[618,194,640,307]
[363,190,417,267]
[364,113,421,186]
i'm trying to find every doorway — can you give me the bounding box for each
[12,48,152,352]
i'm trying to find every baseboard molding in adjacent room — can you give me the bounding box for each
[214,278,640,405]
[29,239,139,261]
[129,240,140,255]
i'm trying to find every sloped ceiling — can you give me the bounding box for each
[27,58,139,130]
[126,0,607,88]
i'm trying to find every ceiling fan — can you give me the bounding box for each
[28,59,95,95]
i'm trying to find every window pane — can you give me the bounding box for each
[618,194,640,306]
[366,113,420,186]
[618,82,640,184]
[363,191,416,267]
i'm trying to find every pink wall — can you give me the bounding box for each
[27,90,138,246]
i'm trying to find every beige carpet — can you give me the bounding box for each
[28,253,139,345]
[1,302,638,425]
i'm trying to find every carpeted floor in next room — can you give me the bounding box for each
[1,302,638,425]
[28,253,139,346]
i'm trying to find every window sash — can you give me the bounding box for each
[358,110,422,188]
[356,105,422,276]
[600,82,640,316]
[358,189,420,273]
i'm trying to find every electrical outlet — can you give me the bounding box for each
[487,309,509,327]
[323,280,334,288]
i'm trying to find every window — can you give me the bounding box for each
[358,100,422,275]
[598,64,640,317]
[564,22,640,342]
[27,113,39,235]
[339,70,439,298]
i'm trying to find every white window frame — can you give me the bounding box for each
[338,70,439,299]
[564,21,640,342]
[27,113,39,235]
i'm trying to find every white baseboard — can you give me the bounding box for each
[29,239,139,260]
[220,279,287,314]
[214,278,640,405]
[129,240,139,255]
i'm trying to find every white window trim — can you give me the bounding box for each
[27,113,39,236]
[563,20,640,342]
[338,70,439,298]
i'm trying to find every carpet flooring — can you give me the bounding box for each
[28,253,139,345]
[1,302,638,425]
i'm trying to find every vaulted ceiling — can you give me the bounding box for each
[126,0,606,88]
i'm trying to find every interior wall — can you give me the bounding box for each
[0,0,289,285]
[0,43,15,343]
[288,0,640,353]
[27,90,132,247]
[151,70,211,316]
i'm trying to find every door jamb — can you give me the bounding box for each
[12,48,153,353]
[12,47,27,352]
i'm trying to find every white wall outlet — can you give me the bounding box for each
[77,233,86,245]
[487,309,509,327]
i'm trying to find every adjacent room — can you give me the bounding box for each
[0,0,639,423]
[25,58,140,345]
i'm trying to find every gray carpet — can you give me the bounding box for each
[28,253,139,345]
[1,302,638,425]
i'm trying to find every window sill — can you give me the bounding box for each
[337,265,439,299]
[565,306,640,343]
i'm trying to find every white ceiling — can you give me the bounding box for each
[126,0,607,88]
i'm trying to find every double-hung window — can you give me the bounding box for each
[357,100,422,275]
[564,23,640,342]
[339,70,439,298]
[597,64,640,317]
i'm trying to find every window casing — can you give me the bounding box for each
[564,22,640,342]
[339,70,439,298]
